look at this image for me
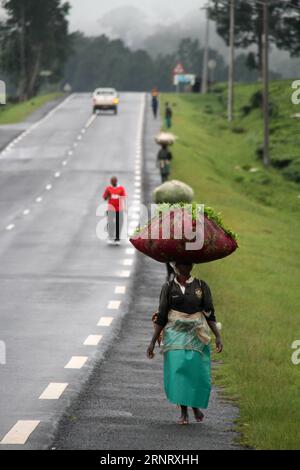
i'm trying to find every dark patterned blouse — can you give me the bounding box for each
[155,278,216,328]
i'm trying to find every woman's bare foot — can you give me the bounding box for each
[192,408,204,423]
[178,406,189,425]
[178,415,189,425]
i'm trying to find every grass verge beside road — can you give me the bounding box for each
[0,93,63,125]
[161,82,300,449]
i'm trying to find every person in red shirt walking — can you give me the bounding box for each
[103,176,127,245]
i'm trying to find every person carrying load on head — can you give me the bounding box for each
[148,261,223,425]
[130,203,238,425]
[151,88,159,119]
[157,143,173,183]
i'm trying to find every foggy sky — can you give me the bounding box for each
[69,0,206,34]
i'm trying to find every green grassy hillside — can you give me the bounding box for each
[216,79,300,181]
[0,93,63,125]
[161,81,300,449]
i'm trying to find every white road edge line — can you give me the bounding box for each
[65,356,88,369]
[84,335,103,346]
[123,259,134,267]
[39,383,68,400]
[115,286,126,294]
[0,420,40,445]
[98,317,114,327]
[107,301,121,310]
[119,271,131,278]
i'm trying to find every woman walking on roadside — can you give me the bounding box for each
[165,102,173,129]
[157,143,173,183]
[147,262,223,425]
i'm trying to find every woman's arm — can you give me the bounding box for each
[147,283,169,359]
[202,281,223,353]
[147,324,164,359]
[207,320,223,353]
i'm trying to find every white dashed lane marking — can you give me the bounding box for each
[107,301,121,310]
[23,210,30,216]
[45,184,52,191]
[115,286,126,294]
[35,197,43,203]
[0,421,40,445]
[119,271,131,278]
[122,259,134,267]
[39,383,68,400]
[98,317,114,327]
[65,357,88,370]
[6,224,15,231]
[84,335,103,346]
[85,114,96,129]
[126,248,135,255]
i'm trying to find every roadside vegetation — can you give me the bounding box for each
[161,80,300,449]
[0,93,63,125]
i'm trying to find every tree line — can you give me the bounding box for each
[208,0,300,78]
[64,33,229,92]
[0,0,300,99]
[0,0,71,100]
[63,32,282,93]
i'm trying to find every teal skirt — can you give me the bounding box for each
[164,346,211,409]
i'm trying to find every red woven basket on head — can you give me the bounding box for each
[130,207,238,264]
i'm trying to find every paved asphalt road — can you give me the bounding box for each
[0,93,240,451]
[0,93,146,449]
[0,94,66,153]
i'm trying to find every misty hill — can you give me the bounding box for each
[96,5,226,56]
[97,6,153,48]
[94,4,298,79]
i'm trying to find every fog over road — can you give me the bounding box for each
[0,93,145,449]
